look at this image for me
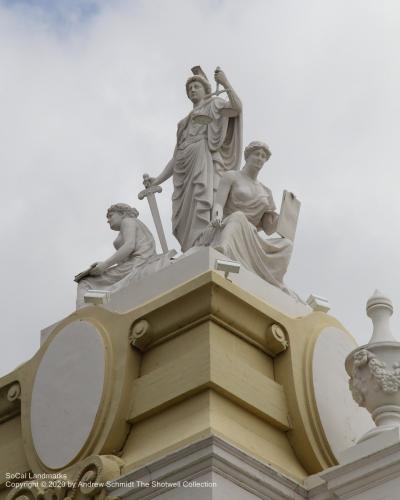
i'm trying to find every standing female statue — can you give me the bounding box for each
[76,203,173,308]
[149,66,242,252]
[203,141,294,294]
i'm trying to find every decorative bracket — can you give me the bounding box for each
[129,319,152,351]
[267,324,289,356]
[0,381,21,424]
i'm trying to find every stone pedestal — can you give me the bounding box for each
[0,248,372,500]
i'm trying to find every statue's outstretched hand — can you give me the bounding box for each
[90,261,107,276]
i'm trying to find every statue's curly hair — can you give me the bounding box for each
[107,203,139,219]
[244,141,271,161]
[185,75,212,98]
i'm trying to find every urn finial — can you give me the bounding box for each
[346,290,400,443]
[366,289,396,344]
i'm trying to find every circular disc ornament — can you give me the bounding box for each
[312,327,374,459]
[30,321,105,469]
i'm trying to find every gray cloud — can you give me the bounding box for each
[1,0,399,376]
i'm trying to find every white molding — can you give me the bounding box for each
[106,436,308,499]
[107,435,400,499]
[310,439,400,499]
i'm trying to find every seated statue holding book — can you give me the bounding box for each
[75,203,174,308]
[199,141,299,296]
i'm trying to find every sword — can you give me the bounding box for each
[138,174,169,254]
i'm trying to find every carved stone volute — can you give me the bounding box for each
[0,381,21,424]
[129,318,152,351]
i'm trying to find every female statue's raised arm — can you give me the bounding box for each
[214,68,242,115]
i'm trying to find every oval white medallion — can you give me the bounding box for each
[312,327,374,459]
[30,321,105,469]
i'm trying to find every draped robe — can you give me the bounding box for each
[171,96,242,252]
[200,174,294,295]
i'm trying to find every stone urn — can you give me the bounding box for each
[346,290,400,442]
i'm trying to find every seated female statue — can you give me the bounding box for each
[76,203,173,308]
[201,141,294,295]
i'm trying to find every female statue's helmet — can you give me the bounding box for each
[244,141,271,161]
[186,65,212,98]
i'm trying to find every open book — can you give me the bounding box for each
[276,190,301,242]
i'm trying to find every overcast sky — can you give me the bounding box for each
[1,0,399,376]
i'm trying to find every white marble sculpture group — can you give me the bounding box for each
[76,66,301,308]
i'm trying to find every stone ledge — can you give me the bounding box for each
[106,246,312,319]
[308,436,400,499]
[107,435,308,499]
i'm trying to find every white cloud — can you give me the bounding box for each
[1,0,400,375]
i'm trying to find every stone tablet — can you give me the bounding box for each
[276,190,301,242]
[30,321,105,469]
